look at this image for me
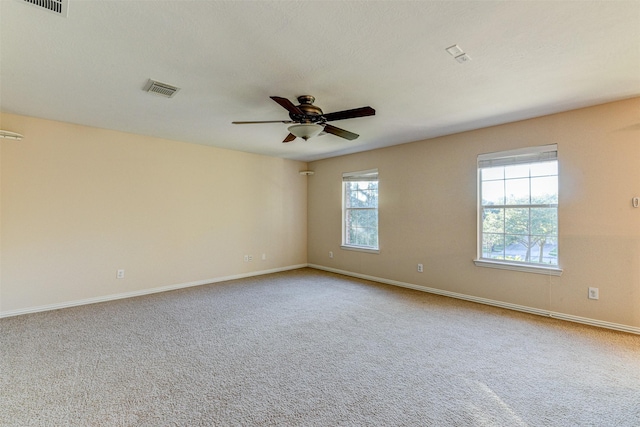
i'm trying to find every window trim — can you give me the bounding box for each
[473,259,562,275]
[475,145,563,275]
[340,244,380,254]
[342,168,379,252]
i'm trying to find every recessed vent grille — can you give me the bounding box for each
[20,0,69,17]
[144,79,180,98]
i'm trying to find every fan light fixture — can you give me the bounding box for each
[288,123,323,141]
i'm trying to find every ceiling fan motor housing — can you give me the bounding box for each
[290,95,324,123]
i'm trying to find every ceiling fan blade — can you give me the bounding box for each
[323,124,359,140]
[270,96,304,116]
[283,133,297,143]
[232,120,294,124]
[323,106,375,122]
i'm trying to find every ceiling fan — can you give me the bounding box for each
[232,95,375,143]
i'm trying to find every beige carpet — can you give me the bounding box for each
[1,268,639,426]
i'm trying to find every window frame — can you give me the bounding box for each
[474,145,562,276]
[341,169,380,254]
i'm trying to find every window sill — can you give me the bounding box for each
[341,245,380,254]
[474,259,563,276]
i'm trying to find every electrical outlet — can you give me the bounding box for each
[248,255,253,262]
[329,251,333,259]
[588,287,599,300]
[243,255,249,262]
[417,264,424,273]
[262,253,266,261]
[116,269,125,279]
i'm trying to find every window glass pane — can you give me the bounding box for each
[345,210,355,231]
[542,236,558,265]
[362,188,378,208]
[349,225,377,247]
[351,190,365,208]
[482,207,504,233]
[504,208,530,234]
[505,164,530,179]
[350,230,362,247]
[505,178,530,205]
[528,236,558,265]
[530,161,557,177]
[349,209,377,228]
[481,180,504,206]
[531,176,557,204]
[530,207,558,236]
[503,236,527,263]
[347,228,357,245]
[482,166,504,181]
[482,233,505,259]
[367,209,379,227]
[345,184,356,208]
[347,183,378,209]
[365,228,378,247]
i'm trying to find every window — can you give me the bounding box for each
[475,145,562,275]
[342,169,379,252]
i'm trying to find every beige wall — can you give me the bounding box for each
[308,97,640,328]
[0,113,308,313]
[2,99,639,329]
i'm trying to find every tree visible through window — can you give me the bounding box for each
[478,146,558,267]
[343,169,378,250]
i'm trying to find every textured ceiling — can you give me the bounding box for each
[1,1,639,161]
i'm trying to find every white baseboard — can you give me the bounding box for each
[0,264,307,319]
[308,264,640,336]
[5,263,638,336]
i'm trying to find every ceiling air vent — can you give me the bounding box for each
[144,79,180,98]
[20,0,69,17]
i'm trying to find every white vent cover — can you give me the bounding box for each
[144,79,180,98]
[20,0,69,17]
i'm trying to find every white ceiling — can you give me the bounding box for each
[1,1,639,162]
